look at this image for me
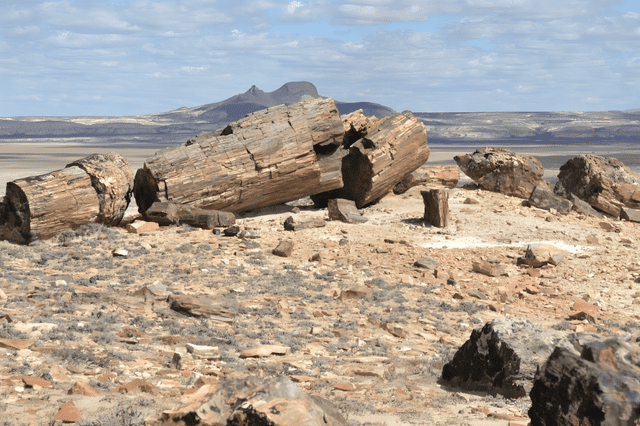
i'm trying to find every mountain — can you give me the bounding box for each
[334,101,395,118]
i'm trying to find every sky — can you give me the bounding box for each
[1,0,639,116]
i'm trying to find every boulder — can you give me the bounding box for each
[327,198,367,223]
[441,318,579,398]
[528,185,573,214]
[517,243,568,268]
[555,154,640,217]
[454,148,547,199]
[529,336,640,426]
[273,240,294,257]
[160,375,346,426]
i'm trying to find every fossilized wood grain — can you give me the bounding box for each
[3,166,100,242]
[134,97,345,214]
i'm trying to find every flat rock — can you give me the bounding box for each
[441,318,579,398]
[126,220,159,234]
[186,343,219,359]
[0,338,35,351]
[472,260,507,277]
[454,148,547,199]
[569,193,604,218]
[529,336,640,426]
[517,243,568,268]
[414,257,440,270]
[284,215,326,231]
[621,207,640,223]
[168,294,234,323]
[528,185,573,214]
[239,345,291,358]
[340,286,372,301]
[327,198,368,223]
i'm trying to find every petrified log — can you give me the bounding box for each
[67,153,134,226]
[441,318,581,398]
[555,154,640,217]
[455,148,547,199]
[144,201,235,229]
[421,188,449,227]
[318,110,429,208]
[1,167,99,243]
[133,97,346,214]
[393,165,460,194]
[1,153,133,243]
[529,337,640,426]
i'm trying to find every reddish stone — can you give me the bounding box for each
[22,376,52,388]
[68,381,100,397]
[52,402,82,422]
[0,338,35,351]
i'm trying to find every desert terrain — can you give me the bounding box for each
[1,137,640,425]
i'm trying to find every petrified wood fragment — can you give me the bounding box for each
[455,148,547,199]
[133,97,345,214]
[421,188,450,227]
[315,110,429,208]
[555,154,640,217]
[393,165,460,194]
[144,201,235,229]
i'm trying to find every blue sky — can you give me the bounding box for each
[1,0,639,116]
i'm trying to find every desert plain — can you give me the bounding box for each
[0,135,639,426]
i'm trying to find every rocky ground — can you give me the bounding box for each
[1,183,639,425]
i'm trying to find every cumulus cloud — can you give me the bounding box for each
[0,0,638,115]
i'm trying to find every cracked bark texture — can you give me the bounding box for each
[134,97,345,214]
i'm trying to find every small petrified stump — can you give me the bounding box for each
[529,337,640,426]
[144,201,235,229]
[421,188,450,227]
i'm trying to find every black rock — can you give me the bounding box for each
[441,318,578,398]
[528,185,573,214]
[529,336,640,426]
[223,226,240,237]
[212,229,221,235]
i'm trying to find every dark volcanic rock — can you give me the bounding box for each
[556,154,640,217]
[528,185,573,214]
[441,318,578,398]
[529,337,640,426]
[454,148,547,199]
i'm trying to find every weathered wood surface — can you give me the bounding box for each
[144,201,235,229]
[67,152,134,225]
[393,165,460,194]
[2,167,100,243]
[1,152,134,243]
[133,97,345,214]
[327,110,430,208]
[421,188,450,227]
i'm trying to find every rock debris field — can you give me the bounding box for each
[1,182,640,425]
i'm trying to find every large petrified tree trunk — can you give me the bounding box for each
[133,97,346,214]
[1,153,133,243]
[314,110,429,208]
